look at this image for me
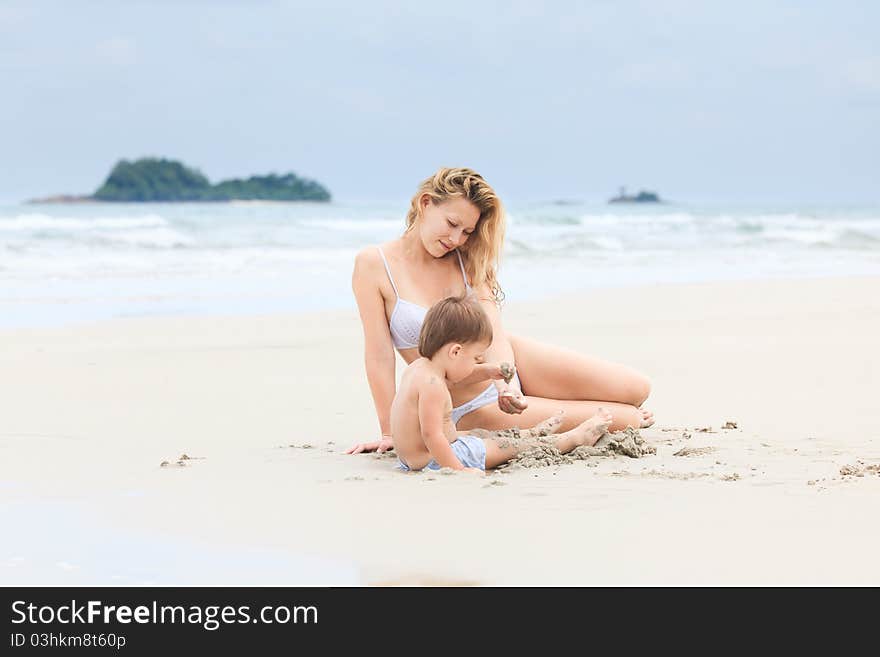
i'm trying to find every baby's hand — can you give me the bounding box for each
[486,362,515,383]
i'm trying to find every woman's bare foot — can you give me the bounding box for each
[565,408,613,447]
[640,409,655,428]
[530,410,566,437]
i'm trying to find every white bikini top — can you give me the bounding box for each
[377,246,471,349]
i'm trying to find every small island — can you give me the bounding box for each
[608,186,663,204]
[28,157,331,203]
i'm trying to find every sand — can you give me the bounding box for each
[1,276,879,585]
[484,426,656,470]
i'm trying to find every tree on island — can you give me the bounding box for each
[210,173,331,201]
[92,157,331,202]
[608,186,662,204]
[93,159,211,201]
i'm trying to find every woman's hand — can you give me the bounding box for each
[495,380,528,415]
[345,435,394,454]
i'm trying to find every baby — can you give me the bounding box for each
[391,294,613,473]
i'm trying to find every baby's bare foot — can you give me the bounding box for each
[640,408,655,428]
[531,410,565,437]
[571,408,613,447]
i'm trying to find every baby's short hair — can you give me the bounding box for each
[418,294,493,359]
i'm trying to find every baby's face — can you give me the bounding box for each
[448,340,489,383]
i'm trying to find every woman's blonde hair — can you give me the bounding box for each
[405,167,506,303]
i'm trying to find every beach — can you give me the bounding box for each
[2,275,878,585]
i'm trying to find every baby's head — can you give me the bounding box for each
[418,294,493,383]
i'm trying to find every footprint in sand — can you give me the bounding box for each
[159,453,205,468]
[613,469,708,481]
[673,445,717,458]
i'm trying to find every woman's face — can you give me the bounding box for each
[417,196,480,258]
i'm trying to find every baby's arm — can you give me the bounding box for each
[454,362,509,386]
[417,378,465,470]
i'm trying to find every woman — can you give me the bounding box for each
[347,167,653,455]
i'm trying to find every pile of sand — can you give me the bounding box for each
[497,427,656,470]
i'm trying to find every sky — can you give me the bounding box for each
[1,0,878,203]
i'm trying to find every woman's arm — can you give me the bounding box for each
[474,284,515,363]
[474,285,528,415]
[346,248,397,454]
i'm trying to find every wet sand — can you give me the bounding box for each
[1,276,879,585]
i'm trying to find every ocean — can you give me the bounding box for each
[2,200,879,328]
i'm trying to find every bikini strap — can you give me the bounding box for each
[455,249,471,289]
[377,247,399,297]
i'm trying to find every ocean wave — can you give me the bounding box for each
[504,239,535,255]
[1,245,361,276]
[578,213,697,227]
[88,227,196,249]
[837,229,880,248]
[298,218,402,232]
[731,227,880,249]
[507,213,581,226]
[760,228,840,245]
[0,214,194,249]
[4,206,880,284]
[0,213,170,232]
[505,234,625,256]
[719,213,880,229]
[569,212,880,233]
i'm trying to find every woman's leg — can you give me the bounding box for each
[456,394,645,433]
[508,333,652,407]
[481,409,613,469]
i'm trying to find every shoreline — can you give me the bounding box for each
[4,271,880,333]
[2,275,879,585]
